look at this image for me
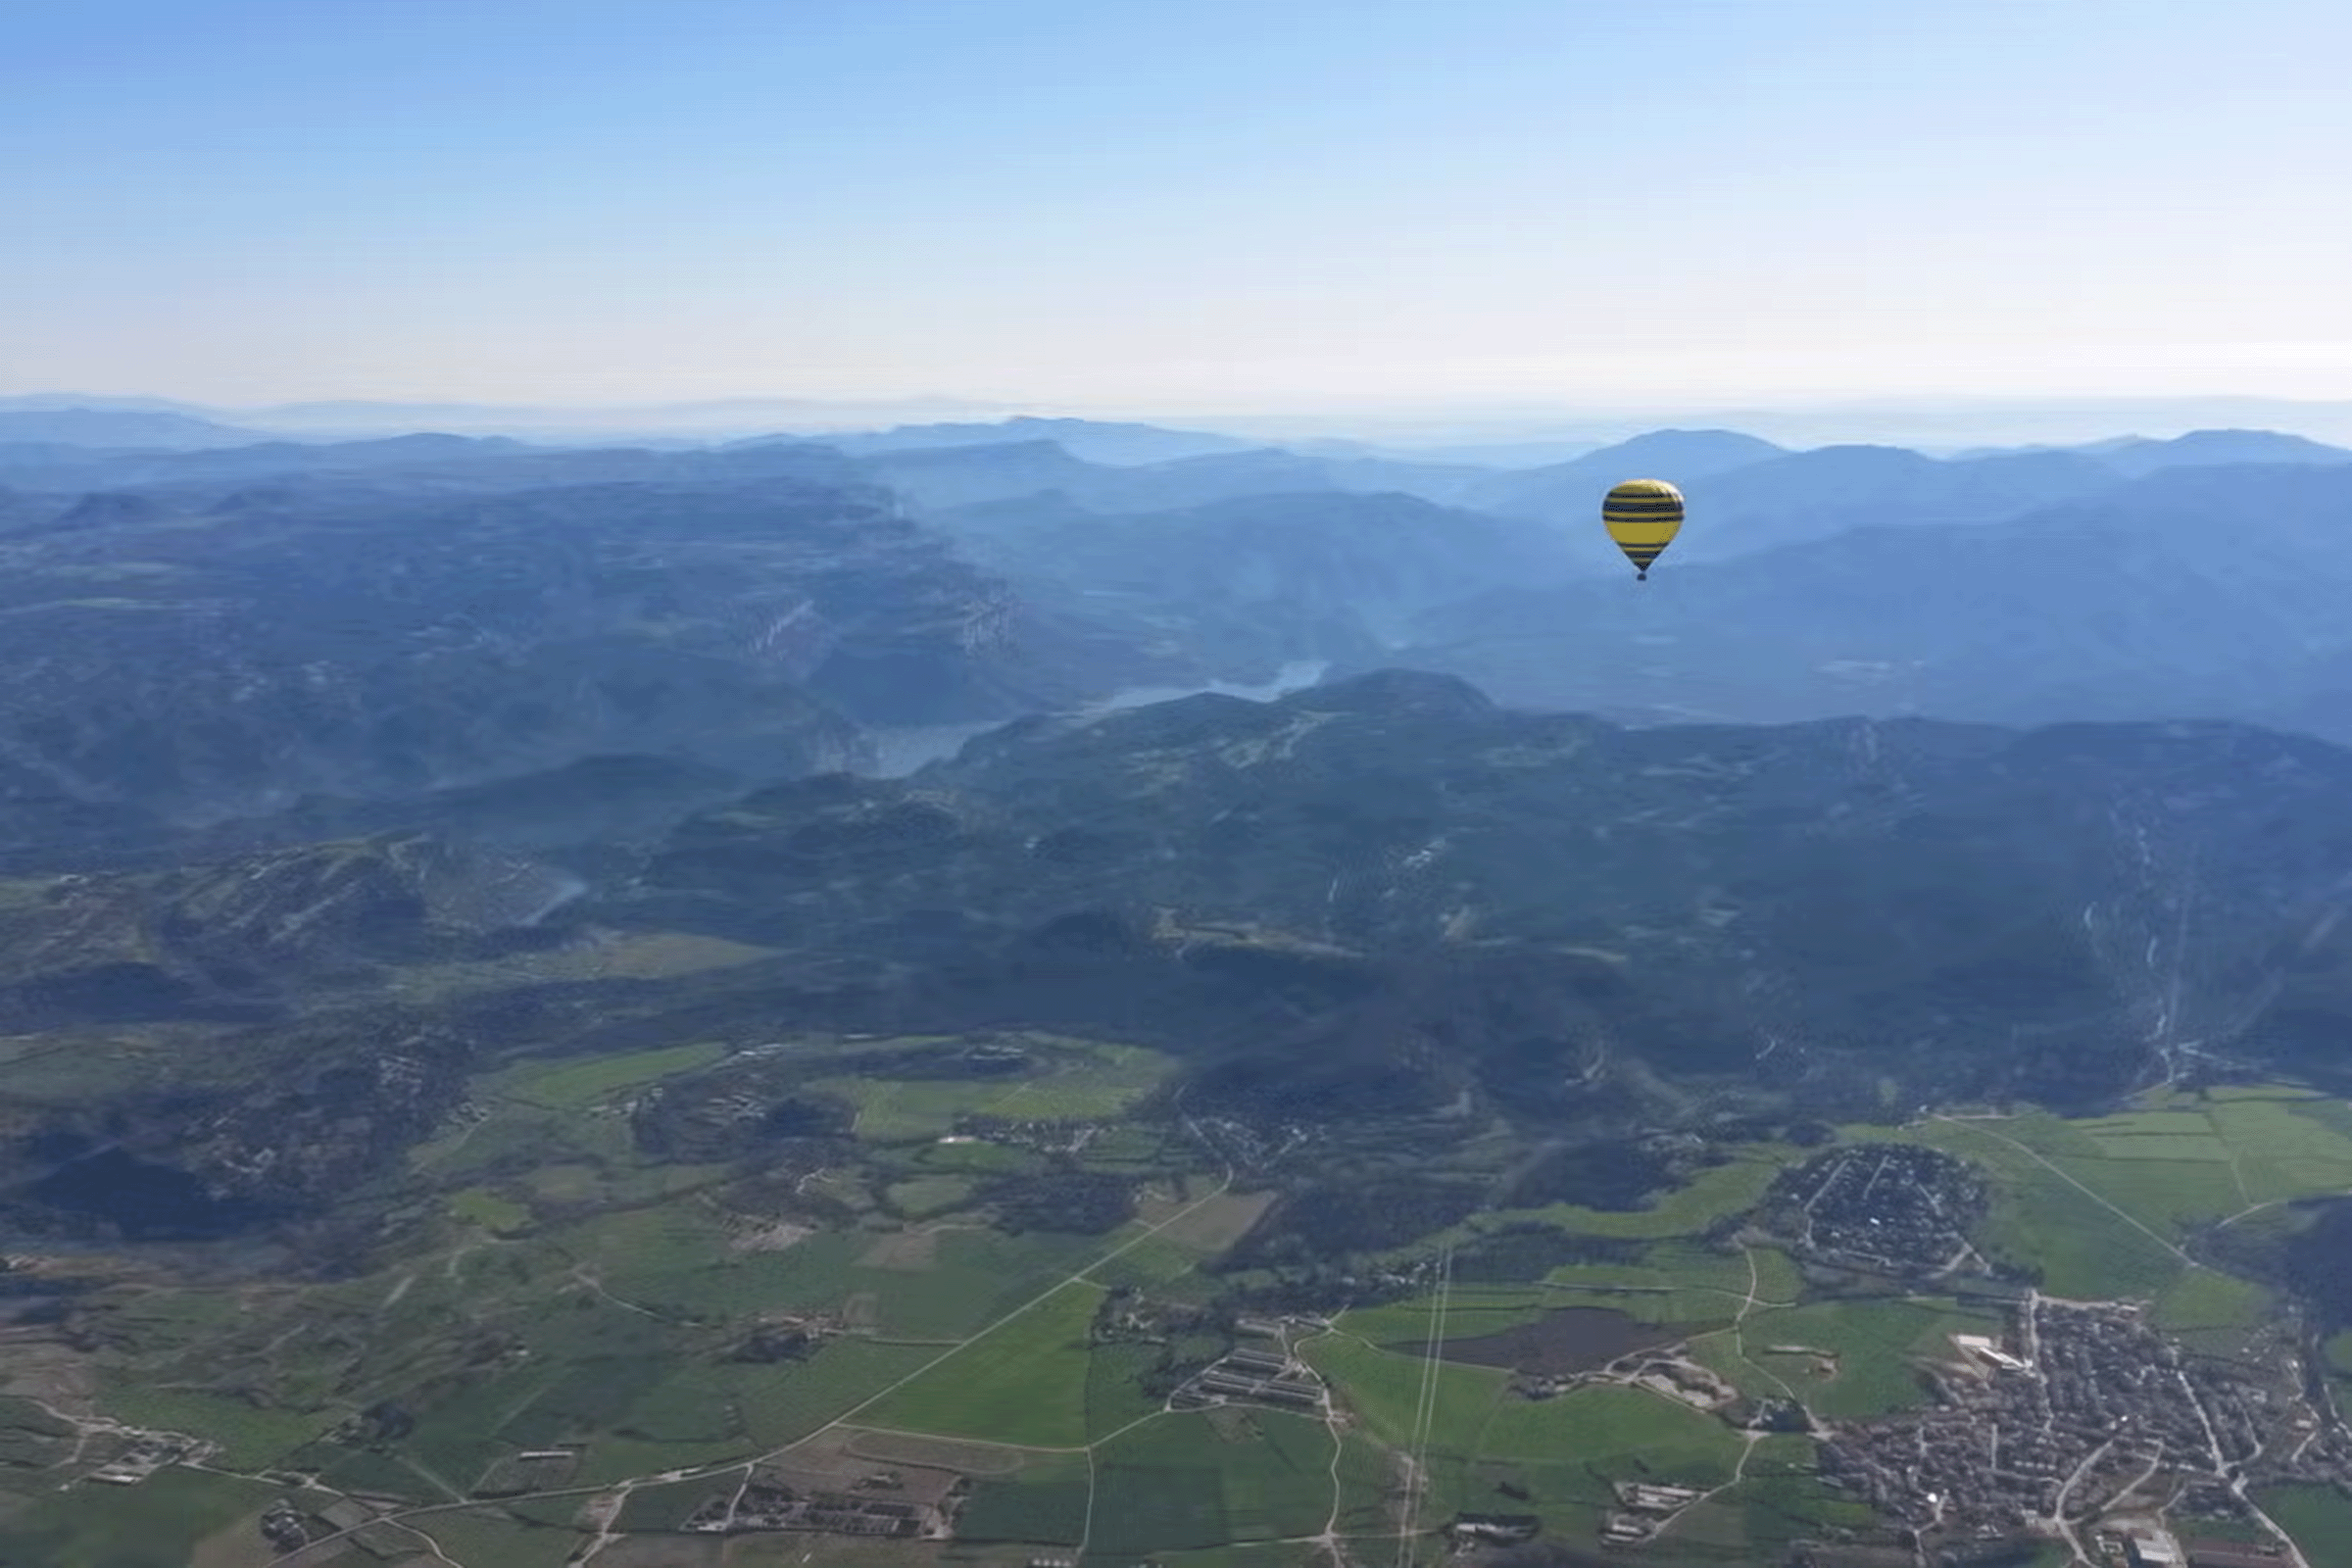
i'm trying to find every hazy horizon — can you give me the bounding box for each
[11,0,2350,414]
[17,386,2352,450]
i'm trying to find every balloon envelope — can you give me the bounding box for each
[1602,478,1684,579]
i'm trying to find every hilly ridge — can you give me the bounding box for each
[0,474,1178,858]
[1390,463,2352,739]
[13,670,2352,1250]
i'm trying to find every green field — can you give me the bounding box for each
[733,1338,946,1452]
[1710,1296,2004,1419]
[955,1452,1093,1546]
[1483,1383,1744,1484]
[398,1506,582,1568]
[810,1042,1173,1141]
[1897,1091,2352,1300]
[490,1041,732,1109]
[47,1007,2352,1568]
[861,1281,1104,1446]
[94,1385,329,1471]
[1301,1332,1506,1459]
[1467,1147,1797,1243]
[1088,1411,1336,1559]
[0,1466,282,1568]
[2261,1484,2352,1568]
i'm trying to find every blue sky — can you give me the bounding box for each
[6,0,2349,412]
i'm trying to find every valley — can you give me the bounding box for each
[12,1039,2352,1568]
[5,428,2352,1568]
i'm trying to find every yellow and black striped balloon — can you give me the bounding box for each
[1601,478,1685,580]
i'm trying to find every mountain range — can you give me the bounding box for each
[8,415,2352,865]
[0,470,1225,865]
[1384,463,2352,742]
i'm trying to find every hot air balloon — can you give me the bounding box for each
[1601,478,1684,581]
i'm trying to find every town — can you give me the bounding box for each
[1812,1292,2352,1564]
[1766,1143,1991,1278]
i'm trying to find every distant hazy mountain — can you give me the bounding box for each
[1466,428,1788,516]
[0,475,1180,856]
[0,433,868,500]
[1463,439,2127,569]
[0,408,270,450]
[1669,445,2129,562]
[811,416,1256,466]
[933,490,1585,674]
[2097,427,2352,476]
[1379,437,1610,467]
[856,438,1497,512]
[231,395,1010,438]
[1382,464,2352,743]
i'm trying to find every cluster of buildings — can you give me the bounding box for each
[258,1498,309,1553]
[1599,1481,1706,1544]
[1771,1143,1988,1276]
[677,1467,964,1539]
[1816,1298,2304,1550]
[1170,1339,1325,1412]
[948,1112,1104,1156]
[85,1430,204,1486]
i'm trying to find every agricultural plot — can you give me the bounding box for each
[1086,1342,1167,1440]
[1715,1296,2006,1419]
[1481,1383,1743,1486]
[812,1041,1173,1142]
[732,1339,945,1450]
[449,1185,535,1234]
[618,1476,743,1533]
[883,1175,973,1217]
[388,931,777,1003]
[1913,1091,2352,1295]
[1089,1411,1335,1557]
[2261,1484,2352,1568]
[93,1384,326,1471]
[0,1466,281,1568]
[1300,1333,1506,1458]
[1895,1119,2189,1298]
[1150,1547,1330,1568]
[490,1041,732,1110]
[1469,1146,1796,1242]
[953,1452,1092,1547]
[400,1506,581,1568]
[1087,1233,1199,1294]
[1343,1283,1549,1346]
[860,1281,1103,1447]
[2151,1267,2274,1347]
[1542,1241,1796,1319]
[1730,1433,1879,1549]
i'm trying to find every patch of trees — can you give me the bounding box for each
[1214,1269,1416,1318]
[2283,1197,2352,1327]
[1495,1141,1673,1211]
[982,1168,1136,1234]
[1185,1053,1448,1124]
[1223,1177,1486,1270]
[1450,1226,1645,1285]
[19,1146,295,1242]
[728,1324,815,1363]
[629,1082,855,1162]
